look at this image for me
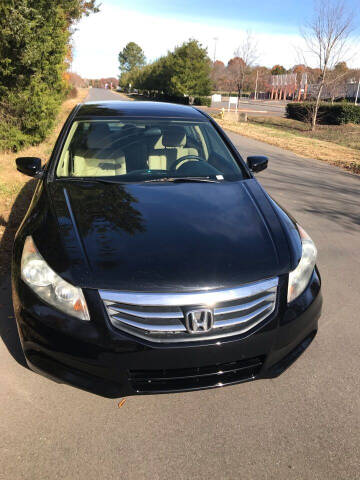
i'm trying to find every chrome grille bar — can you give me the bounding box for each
[214,303,273,328]
[111,315,186,332]
[99,277,278,343]
[214,293,275,316]
[99,277,278,306]
[106,304,183,319]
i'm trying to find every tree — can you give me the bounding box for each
[300,0,355,130]
[334,61,348,73]
[227,57,246,95]
[118,42,146,74]
[67,72,86,87]
[247,66,271,98]
[271,65,286,75]
[228,31,258,97]
[0,0,99,151]
[120,39,211,99]
[292,64,306,74]
[326,61,350,102]
[166,39,211,96]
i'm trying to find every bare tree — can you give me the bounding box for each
[300,0,355,131]
[326,62,350,103]
[228,31,258,98]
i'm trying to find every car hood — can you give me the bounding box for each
[38,179,299,291]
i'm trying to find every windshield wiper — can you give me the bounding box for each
[144,177,220,183]
[57,176,221,185]
[57,177,123,185]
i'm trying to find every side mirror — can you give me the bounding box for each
[16,157,42,178]
[247,156,268,173]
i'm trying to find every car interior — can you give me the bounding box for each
[56,120,243,179]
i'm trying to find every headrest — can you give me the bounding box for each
[162,126,186,147]
[144,127,162,136]
[87,123,111,149]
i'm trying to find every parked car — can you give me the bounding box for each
[12,101,322,397]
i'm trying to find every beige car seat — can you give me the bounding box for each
[73,123,126,176]
[148,126,199,170]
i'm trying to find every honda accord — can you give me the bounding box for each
[12,101,322,397]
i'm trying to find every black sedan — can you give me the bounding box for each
[12,101,322,397]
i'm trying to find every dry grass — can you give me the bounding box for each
[249,116,360,151]
[0,88,88,275]
[215,117,360,175]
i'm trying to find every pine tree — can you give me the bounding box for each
[167,40,211,97]
[118,42,146,74]
[0,1,98,151]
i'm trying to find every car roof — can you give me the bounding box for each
[75,101,207,120]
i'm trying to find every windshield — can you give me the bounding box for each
[56,118,244,181]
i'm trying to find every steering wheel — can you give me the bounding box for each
[170,154,207,171]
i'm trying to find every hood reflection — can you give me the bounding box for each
[66,183,146,258]
[49,179,292,291]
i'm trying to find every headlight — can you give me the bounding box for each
[287,225,317,303]
[21,236,90,321]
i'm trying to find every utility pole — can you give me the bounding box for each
[213,37,218,64]
[254,70,259,100]
[355,78,360,105]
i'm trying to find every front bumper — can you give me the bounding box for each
[12,271,322,398]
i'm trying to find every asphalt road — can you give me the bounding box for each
[1,88,359,480]
[91,87,286,117]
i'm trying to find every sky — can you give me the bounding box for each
[71,0,360,78]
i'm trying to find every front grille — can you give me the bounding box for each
[129,356,264,393]
[99,277,278,343]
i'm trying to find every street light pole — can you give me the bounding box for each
[355,78,360,105]
[254,70,259,100]
[213,37,218,63]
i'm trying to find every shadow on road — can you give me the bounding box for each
[228,128,360,232]
[263,166,360,231]
[0,179,37,368]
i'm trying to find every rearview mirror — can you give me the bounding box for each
[247,156,268,173]
[16,157,42,178]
